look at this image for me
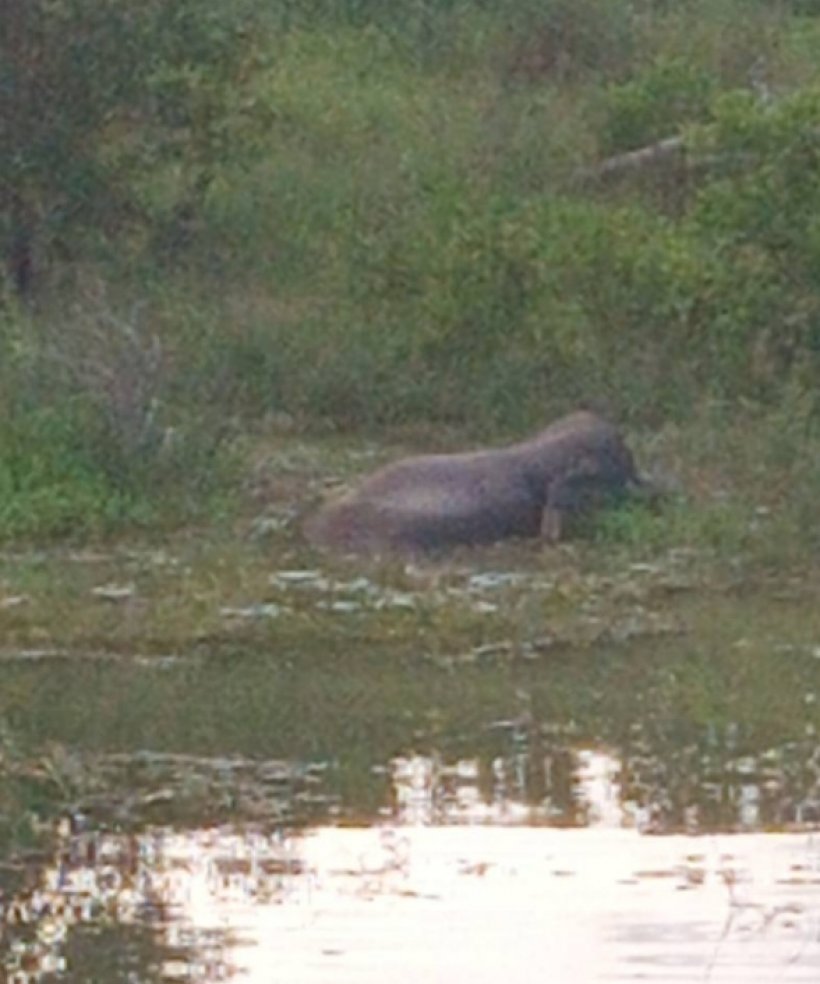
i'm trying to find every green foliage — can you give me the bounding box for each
[0,299,235,539]
[686,87,820,387]
[2,0,269,278]
[600,58,717,153]
[0,405,122,538]
[498,0,640,83]
[692,87,820,253]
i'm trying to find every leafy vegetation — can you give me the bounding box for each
[3,0,820,540]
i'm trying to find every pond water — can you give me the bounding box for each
[3,748,820,983]
[1,545,820,981]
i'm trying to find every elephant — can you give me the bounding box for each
[304,410,645,555]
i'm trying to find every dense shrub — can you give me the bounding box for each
[600,58,717,154]
[0,296,234,537]
[687,87,820,388]
[2,0,270,291]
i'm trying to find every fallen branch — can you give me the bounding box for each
[576,127,790,188]
[574,135,686,187]
[597,135,685,178]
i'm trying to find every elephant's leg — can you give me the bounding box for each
[540,504,563,542]
[541,469,588,542]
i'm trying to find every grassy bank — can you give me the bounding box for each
[4,0,820,547]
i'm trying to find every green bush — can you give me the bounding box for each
[600,57,717,153]
[3,0,270,289]
[687,87,820,390]
[0,298,235,539]
[498,0,640,83]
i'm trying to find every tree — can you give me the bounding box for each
[2,0,269,295]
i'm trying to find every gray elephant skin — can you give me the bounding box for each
[304,411,643,555]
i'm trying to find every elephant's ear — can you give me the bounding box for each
[569,452,604,478]
[545,452,614,515]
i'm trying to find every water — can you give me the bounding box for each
[1,542,820,980]
[3,750,820,982]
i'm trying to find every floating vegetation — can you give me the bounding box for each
[90,584,136,602]
[12,750,340,832]
[0,595,29,610]
[219,603,286,620]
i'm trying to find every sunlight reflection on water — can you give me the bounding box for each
[3,750,820,983]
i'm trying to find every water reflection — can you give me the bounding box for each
[52,726,820,834]
[385,747,618,826]
[621,722,820,832]
[381,726,820,834]
[386,738,820,833]
[3,749,820,983]
[3,822,302,982]
[50,752,339,828]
